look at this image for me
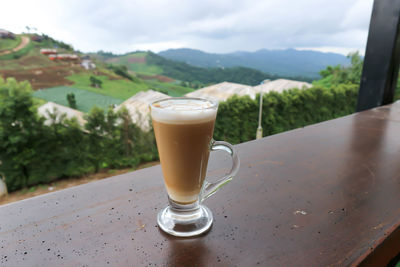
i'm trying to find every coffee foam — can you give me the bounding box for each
[151,99,217,124]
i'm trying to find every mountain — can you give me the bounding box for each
[144,52,289,85]
[95,51,311,86]
[158,48,351,79]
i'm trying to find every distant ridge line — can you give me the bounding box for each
[158,48,350,78]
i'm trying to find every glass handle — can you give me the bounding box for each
[201,140,240,202]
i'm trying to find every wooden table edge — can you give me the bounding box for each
[352,219,400,266]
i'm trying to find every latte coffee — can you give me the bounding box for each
[151,99,217,204]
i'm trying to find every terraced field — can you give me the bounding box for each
[33,86,123,112]
[106,52,163,75]
[144,80,193,97]
[66,73,148,100]
[0,65,79,89]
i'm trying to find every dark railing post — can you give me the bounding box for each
[356,0,400,112]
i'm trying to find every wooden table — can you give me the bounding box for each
[2,103,400,266]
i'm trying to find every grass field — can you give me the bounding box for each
[0,37,34,60]
[126,63,163,75]
[33,86,122,113]
[106,52,163,75]
[0,36,21,51]
[144,80,193,97]
[66,73,149,100]
[124,52,147,58]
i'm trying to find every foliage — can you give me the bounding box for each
[32,97,46,108]
[0,78,43,190]
[106,51,313,86]
[66,93,77,109]
[314,52,363,88]
[40,34,73,50]
[158,48,350,79]
[144,80,194,97]
[0,78,157,192]
[90,75,103,88]
[214,84,359,144]
[180,81,201,89]
[106,64,139,82]
[146,52,281,86]
[95,50,117,59]
[312,51,400,100]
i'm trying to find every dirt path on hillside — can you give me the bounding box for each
[0,161,160,206]
[0,36,30,56]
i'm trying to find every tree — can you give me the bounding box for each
[118,107,136,158]
[0,77,159,192]
[315,52,363,88]
[90,76,102,88]
[84,107,107,172]
[0,78,43,190]
[66,93,77,109]
[347,52,363,84]
[106,64,139,82]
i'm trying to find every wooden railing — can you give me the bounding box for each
[1,102,400,266]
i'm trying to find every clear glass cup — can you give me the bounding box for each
[150,97,239,237]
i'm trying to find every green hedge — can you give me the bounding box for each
[214,84,359,144]
[0,78,157,192]
[0,78,359,192]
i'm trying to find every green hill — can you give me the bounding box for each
[0,33,194,116]
[105,52,163,75]
[0,34,193,95]
[93,51,306,86]
[0,34,75,70]
[159,48,351,79]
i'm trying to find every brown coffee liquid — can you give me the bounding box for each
[153,118,215,204]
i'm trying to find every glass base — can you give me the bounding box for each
[157,204,213,237]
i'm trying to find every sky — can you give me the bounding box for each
[1,0,373,55]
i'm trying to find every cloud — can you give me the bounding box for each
[0,0,373,55]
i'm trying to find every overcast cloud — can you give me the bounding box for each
[1,0,373,55]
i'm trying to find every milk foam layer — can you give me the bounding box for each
[151,98,217,124]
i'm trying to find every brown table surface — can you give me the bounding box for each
[2,103,400,267]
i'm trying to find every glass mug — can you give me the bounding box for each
[150,97,239,237]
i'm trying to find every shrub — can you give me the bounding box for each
[106,64,139,82]
[0,77,357,192]
[0,78,157,192]
[214,84,359,144]
[66,93,77,109]
[89,76,102,88]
